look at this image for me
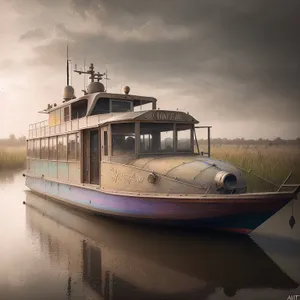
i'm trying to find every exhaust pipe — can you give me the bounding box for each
[215,171,237,191]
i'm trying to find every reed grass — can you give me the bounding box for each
[210,145,300,192]
[0,147,26,171]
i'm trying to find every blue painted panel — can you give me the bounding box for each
[41,161,48,177]
[58,162,68,181]
[48,161,57,178]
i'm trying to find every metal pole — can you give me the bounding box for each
[208,127,211,157]
[193,128,200,154]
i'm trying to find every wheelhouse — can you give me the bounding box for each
[101,110,200,163]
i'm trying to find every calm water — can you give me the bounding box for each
[0,171,299,300]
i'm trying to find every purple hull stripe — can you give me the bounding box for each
[25,176,291,233]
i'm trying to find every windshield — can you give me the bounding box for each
[140,123,193,154]
[111,123,135,156]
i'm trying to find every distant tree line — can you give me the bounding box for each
[198,137,300,146]
[1,134,300,148]
[0,134,26,147]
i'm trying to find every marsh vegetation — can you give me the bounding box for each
[0,147,26,171]
[210,144,300,192]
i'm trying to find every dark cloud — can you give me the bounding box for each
[20,28,46,42]
[23,0,300,127]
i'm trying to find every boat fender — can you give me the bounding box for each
[148,173,157,184]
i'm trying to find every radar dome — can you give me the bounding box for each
[63,85,75,101]
[123,86,130,94]
[87,82,105,94]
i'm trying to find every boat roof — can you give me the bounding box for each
[100,110,199,125]
[39,92,157,114]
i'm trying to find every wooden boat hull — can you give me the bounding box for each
[25,175,295,235]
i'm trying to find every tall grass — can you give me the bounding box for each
[211,145,300,192]
[0,147,26,171]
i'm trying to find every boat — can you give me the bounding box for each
[25,191,298,299]
[24,52,300,234]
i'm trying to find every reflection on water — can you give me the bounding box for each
[0,172,299,300]
[0,170,16,184]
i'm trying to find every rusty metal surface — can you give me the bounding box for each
[129,155,246,193]
[100,110,199,126]
[101,161,205,194]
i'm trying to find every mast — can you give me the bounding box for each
[67,45,70,86]
[104,68,110,92]
[63,45,75,102]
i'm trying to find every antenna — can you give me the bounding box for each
[66,45,70,86]
[70,60,73,85]
[104,68,110,92]
[74,62,105,82]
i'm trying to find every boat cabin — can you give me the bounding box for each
[26,63,211,187]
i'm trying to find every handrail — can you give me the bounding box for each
[232,164,300,195]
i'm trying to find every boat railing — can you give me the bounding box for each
[28,114,112,139]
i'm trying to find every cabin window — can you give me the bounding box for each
[55,109,61,125]
[34,139,40,158]
[35,139,41,158]
[64,106,70,122]
[67,134,76,160]
[71,99,88,119]
[111,123,135,156]
[40,138,48,159]
[61,106,70,122]
[31,140,35,158]
[32,140,35,158]
[104,131,108,156]
[76,132,80,161]
[90,98,110,115]
[140,123,174,153]
[49,136,57,160]
[140,133,152,152]
[176,124,192,152]
[111,100,132,113]
[58,135,67,160]
[49,112,56,126]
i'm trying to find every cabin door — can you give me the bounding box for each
[82,129,100,184]
[90,130,100,184]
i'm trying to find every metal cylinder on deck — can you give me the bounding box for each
[215,171,237,191]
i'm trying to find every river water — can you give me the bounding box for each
[0,170,299,300]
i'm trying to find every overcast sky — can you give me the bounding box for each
[0,0,299,139]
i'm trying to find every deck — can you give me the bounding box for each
[28,113,119,139]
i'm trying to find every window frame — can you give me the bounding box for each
[176,124,193,152]
[57,135,67,161]
[49,136,57,160]
[139,123,195,155]
[110,99,133,113]
[67,133,77,161]
[111,123,136,156]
